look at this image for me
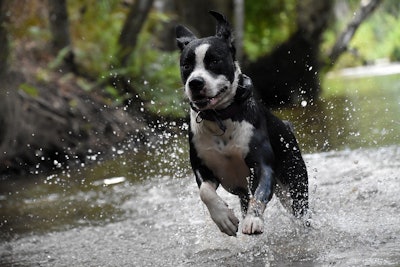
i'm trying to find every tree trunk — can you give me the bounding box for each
[244,1,333,107]
[233,0,244,62]
[328,0,383,67]
[0,0,8,77]
[0,0,10,153]
[153,0,178,52]
[47,0,76,72]
[244,32,315,107]
[48,0,70,53]
[118,0,155,68]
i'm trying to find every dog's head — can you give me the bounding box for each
[176,11,241,111]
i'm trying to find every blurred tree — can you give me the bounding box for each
[154,0,178,51]
[0,0,146,176]
[233,0,244,61]
[0,0,8,77]
[118,0,154,69]
[48,0,76,73]
[153,0,243,55]
[0,0,10,159]
[175,0,232,37]
[244,0,333,107]
[328,0,383,67]
[0,0,388,175]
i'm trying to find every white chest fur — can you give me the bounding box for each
[190,111,254,193]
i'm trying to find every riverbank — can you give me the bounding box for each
[327,61,400,78]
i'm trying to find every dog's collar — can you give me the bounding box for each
[190,73,253,135]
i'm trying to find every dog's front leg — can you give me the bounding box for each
[199,181,239,236]
[242,163,274,235]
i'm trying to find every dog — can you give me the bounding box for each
[176,11,309,236]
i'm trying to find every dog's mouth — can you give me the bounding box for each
[191,86,229,109]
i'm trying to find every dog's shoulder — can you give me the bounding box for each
[240,96,269,129]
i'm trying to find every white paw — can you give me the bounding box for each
[208,201,239,236]
[242,214,264,235]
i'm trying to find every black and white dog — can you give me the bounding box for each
[176,11,308,236]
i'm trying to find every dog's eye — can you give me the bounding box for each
[182,64,191,71]
[209,59,221,67]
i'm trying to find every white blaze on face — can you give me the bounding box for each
[194,43,209,71]
[185,43,239,110]
[185,43,211,97]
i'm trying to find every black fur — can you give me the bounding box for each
[176,11,308,236]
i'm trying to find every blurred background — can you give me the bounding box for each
[0,1,399,265]
[1,0,399,175]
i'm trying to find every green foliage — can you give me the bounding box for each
[385,18,400,62]
[66,2,184,118]
[126,12,185,118]
[68,0,124,78]
[322,2,400,69]
[349,13,400,63]
[6,1,50,40]
[10,0,400,120]
[48,46,73,69]
[19,83,39,97]
[243,0,297,61]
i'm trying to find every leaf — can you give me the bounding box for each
[48,46,72,69]
[19,83,39,97]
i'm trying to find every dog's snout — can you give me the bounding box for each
[188,77,205,91]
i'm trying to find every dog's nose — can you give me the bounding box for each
[188,77,205,91]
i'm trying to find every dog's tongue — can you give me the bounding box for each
[208,97,218,106]
[193,97,218,108]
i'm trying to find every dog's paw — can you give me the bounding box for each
[242,214,264,235]
[208,202,239,236]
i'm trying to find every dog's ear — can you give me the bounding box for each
[209,10,235,59]
[175,25,197,51]
[209,10,232,41]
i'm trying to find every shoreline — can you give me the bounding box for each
[327,61,400,79]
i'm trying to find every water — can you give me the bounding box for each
[1,73,400,266]
[276,73,400,153]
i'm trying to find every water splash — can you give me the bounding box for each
[1,146,399,266]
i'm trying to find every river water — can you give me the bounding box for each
[1,73,399,266]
